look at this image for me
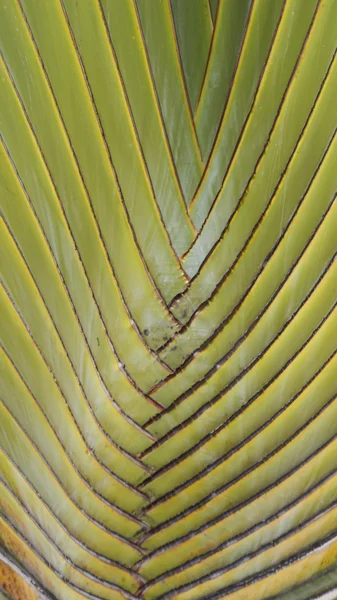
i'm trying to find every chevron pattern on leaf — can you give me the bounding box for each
[1,0,337,599]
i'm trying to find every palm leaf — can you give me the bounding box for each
[1,1,337,599]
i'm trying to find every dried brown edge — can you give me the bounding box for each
[0,515,140,599]
[0,545,55,600]
[0,479,146,589]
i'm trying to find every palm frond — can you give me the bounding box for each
[1,1,337,599]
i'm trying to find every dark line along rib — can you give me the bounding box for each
[0,292,149,505]
[167,0,204,166]
[0,86,158,444]
[156,528,337,600]
[111,0,196,241]
[144,498,337,599]
[0,398,148,554]
[140,194,337,453]
[208,0,220,26]
[140,284,336,478]
[186,0,285,218]
[145,130,337,423]
[34,0,179,365]
[138,284,337,500]
[0,514,140,600]
[190,0,256,193]
[185,0,316,255]
[0,479,146,587]
[163,37,335,342]
[138,429,337,562]
[138,387,337,582]
[0,351,148,532]
[0,60,169,410]
[141,342,337,514]
[14,0,173,396]
[186,530,337,600]
[0,54,164,428]
[130,0,197,236]
[60,0,189,314]
[0,208,156,471]
[138,309,337,540]
[266,564,337,600]
[138,428,337,582]
[139,296,337,519]
[193,0,222,118]
[168,13,331,348]
[0,316,148,510]
[0,447,144,574]
[132,0,202,225]
[0,135,163,420]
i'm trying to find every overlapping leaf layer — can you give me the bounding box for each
[1,1,337,599]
